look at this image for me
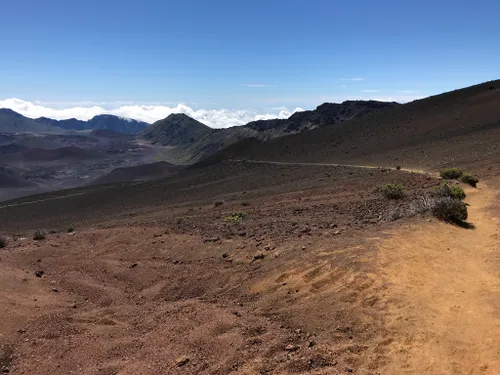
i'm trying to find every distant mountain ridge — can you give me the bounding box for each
[0,108,148,134]
[36,114,149,134]
[0,108,66,133]
[141,100,399,164]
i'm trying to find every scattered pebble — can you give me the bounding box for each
[175,356,190,367]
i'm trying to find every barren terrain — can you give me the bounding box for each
[1,158,499,374]
[1,81,500,374]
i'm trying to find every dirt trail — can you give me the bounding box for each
[377,182,500,374]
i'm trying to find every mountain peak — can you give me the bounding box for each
[142,113,213,146]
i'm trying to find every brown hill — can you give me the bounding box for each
[91,161,182,185]
[197,80,500,170]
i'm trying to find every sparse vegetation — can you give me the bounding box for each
[33,230,46,241]
[460,173,479,187]
[176,217,185,225]
[0,236,6,249]
[214,200,224,207]
[440,168,463,180]
[224,211,246,223]
[241,201,250,207]
[379,183,405,199]
[434,183,466,200]
[432,197,468,223]
[396,165,401,170]
[67,227,75,233]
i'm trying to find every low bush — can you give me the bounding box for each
[434,183,466,200]
[67,227,75,233]
[460,173,479,187]
[176,217,185,225]
[33,230,46,241]
[440,168,463,179]
[0,236,6,249]
[396,165,401,170]
[224,212,246,223]
[241,201,250,207]
[432,197,468,222]
[214,200,224,207]
[379,183,405,199]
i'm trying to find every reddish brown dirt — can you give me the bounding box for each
[0,162,499,374]
[0,163,442,375]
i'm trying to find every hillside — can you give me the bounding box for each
[3,81,500,375]
[0,166,32,188]
[91,161,181,185]
[200,80,500,169]
[141,100,398,164]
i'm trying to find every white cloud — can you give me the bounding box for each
[341,78,365,81]
[361,89,381,93]
[0,98,306,129]
[254,107,305,121]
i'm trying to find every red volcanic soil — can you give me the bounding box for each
[0,161,444,375]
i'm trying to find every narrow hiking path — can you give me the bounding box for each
[377,182,500,374]
[233,159,427,173]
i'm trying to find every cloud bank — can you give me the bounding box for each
[0,98,305,129]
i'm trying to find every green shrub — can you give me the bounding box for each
[434,183,466,200]
[224,212,246,223]
[460,173,479,187]
[379,183,405,199]
[440,168,463,179]
[241,201,250,207]
[432,197,468,222]
[176,217,185,225]
[0,236,6,249]
[33,230,46,241]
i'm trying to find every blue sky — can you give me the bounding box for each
[0,0,499,126]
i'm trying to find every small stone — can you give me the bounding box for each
[222,253,229,258]
[307,341,315,348]
[51,287,59,293]
[128,263,138,269]
[175,356,189,367]
[253,253,265,261]
[285,344,299,352]
[35,270,44,278]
